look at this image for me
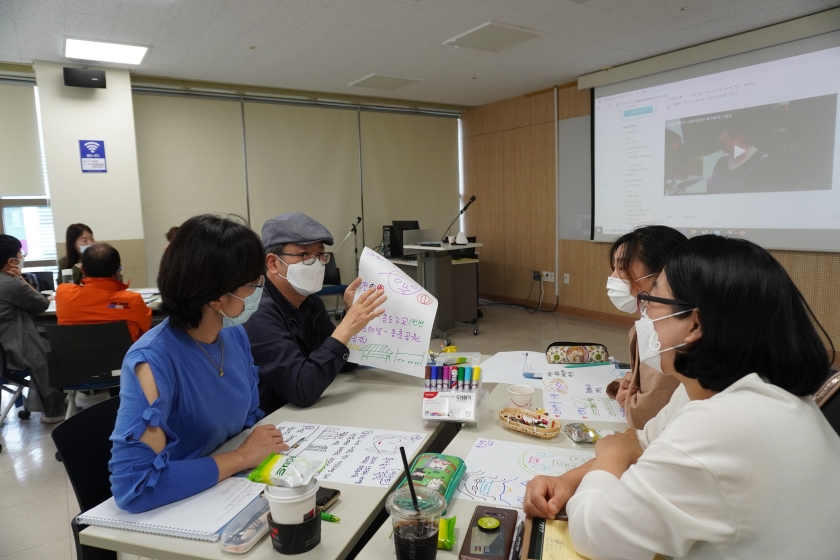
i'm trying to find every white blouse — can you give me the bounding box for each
[567,373,840,560]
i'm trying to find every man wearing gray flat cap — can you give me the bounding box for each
[244,212,386,414]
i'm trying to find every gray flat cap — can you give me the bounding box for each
[262,212,334,248]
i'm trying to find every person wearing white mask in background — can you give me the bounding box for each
[57,223,95,285]
[604,225,687,429]
[244,212,387,414]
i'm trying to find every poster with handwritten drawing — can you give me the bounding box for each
[524,356,628,423]
[276,421,426,487]
[455,439,594,509]
[348,247,438,377]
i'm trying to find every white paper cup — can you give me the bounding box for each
[264,480,319,525]
[61,269,73,283]
[447,236,456,244]
[508,385,535,409]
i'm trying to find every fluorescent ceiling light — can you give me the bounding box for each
[443,22,546,52]
[348,74,423,91]
[65,38,148,65]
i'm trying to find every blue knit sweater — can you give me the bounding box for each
[109,319,264,513]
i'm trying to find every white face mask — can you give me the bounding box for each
[14,256,24,269]
[277,257,325,296]
[606,273,655,314]
[635,308,693,373]
[78,244,92,254]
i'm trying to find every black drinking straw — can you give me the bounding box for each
[399,446,421,514]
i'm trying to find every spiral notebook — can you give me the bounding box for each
[77,477,264,542]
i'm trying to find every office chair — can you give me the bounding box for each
[815,368,840,437]
[316,252,348,320]
[44,322,133,420]
[52,395,120,560]
[0,343,33,454]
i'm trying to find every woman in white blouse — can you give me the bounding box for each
[523,234,840,559]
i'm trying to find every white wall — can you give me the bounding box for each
[33,61,144,242]
[34,61,147,286]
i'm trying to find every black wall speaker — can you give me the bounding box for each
[63,67,106,88]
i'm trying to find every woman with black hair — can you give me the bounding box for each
[109,215,290,513]
[605,225,687,429]
[57,223,94,285]
[525,235,840,559]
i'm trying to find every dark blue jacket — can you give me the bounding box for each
[244,280,355,414]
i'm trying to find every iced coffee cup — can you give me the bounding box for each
[385,486,445,560]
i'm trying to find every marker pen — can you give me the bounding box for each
[464,367,472,392]
[430,367,437,391]
[436,366,443,390]
[457,367,465,391]
[472,366,481,391]
[424,366,431,390]
[442,366,450,392]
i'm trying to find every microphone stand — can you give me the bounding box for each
[441,196,476,242]
[334,217,363,276]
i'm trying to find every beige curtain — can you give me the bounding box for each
[243,102,362,282]
[359,111,460,248]
[0,83,44,197]
[133,94,249,286]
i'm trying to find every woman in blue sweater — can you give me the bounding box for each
[110,215,289,513]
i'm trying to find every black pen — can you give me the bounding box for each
[511,520,525,560]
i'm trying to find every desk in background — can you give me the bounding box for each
[399,243,483,345]
[79,367,461,560]
[358,382,628,559]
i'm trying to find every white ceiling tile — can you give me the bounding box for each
[111,5,169,38]
[18,39,63,62]
[119,0,175,9]
[0,47,21,62]
[11,0,65,24]
[0,20,17,51]
[166,0,226,29]
[65,11,116,41]
[197,18,251,44]
[14,18,63,44]
[216,0,275,24]
[65,0,119,18]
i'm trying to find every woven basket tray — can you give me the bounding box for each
[499,408,561,439]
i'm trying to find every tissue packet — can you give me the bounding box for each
[248,453,326,487]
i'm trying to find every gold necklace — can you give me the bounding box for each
[191,336,225,376]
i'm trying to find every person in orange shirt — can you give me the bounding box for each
[55,243,152,341]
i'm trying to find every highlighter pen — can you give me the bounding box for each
[321,512,340,522]
[424,366,431,390]
[472,366,481,391]
[443,366,450,392]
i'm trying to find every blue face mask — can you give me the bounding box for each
[220,282,263,328]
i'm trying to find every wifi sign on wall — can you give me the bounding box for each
[78,140,106,173]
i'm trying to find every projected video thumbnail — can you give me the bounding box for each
[663,94,837,196]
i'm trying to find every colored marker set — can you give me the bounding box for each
[425,365,481,392]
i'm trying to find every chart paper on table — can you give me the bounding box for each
[455,439,594,509]
[534,360,627,423]
[478,351,529,383]
[277,421,427,487]
[348,247,438,377]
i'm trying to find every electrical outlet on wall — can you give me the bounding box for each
[563,273,570,284]
[532,271,540,281]
[541,271,555,282]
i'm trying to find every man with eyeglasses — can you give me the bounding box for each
[244,212,386,414]
[55,242,151,342]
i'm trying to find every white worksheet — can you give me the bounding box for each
[477,351,530,384]
[348,247,438,377]
[533,360,627,423]
[276,421,427,487]
[455,439,595,509]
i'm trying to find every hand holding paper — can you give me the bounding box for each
[332,280,387,345]
[347,248,438,376]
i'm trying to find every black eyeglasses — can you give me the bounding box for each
[637,291,693,316]
[277,252,331,266]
